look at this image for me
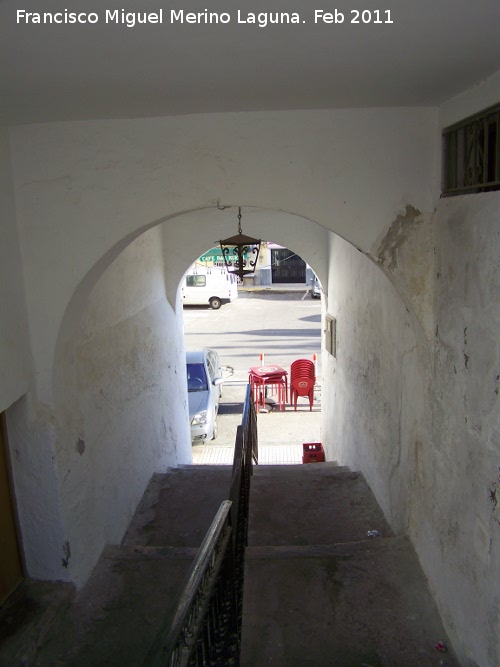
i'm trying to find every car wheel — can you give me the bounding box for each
[212,414,218,440]
[209,297,222,310]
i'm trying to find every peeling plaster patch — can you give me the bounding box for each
[473,516,491,564]
[375,205,423,270]
[489,485,497,509]
[62,540,71,568]
[490,469,500,527]
[487,426,500,453]
[76,438,85,455]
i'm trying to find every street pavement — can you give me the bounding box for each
[183,289,323,464]
[192,383,322,465]
[183,289,322,383]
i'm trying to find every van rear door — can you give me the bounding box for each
[182,274,208,305]
[181,269,239,307]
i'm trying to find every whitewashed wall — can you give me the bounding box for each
[55,226,191,585]
[322,235,431,534]
[426,193,500,667]
[323,191,500,667]
[8,226,191,585]
[439,69,500,128]
[8,108,438,403]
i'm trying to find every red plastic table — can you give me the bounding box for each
[249,365,288,410]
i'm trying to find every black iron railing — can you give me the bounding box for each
[145,385,258,667]
[241,383,258,466]
[228,386,258,637]
[442,102,500,196]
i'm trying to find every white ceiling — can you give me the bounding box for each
[1,0,500,124]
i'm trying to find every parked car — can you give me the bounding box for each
[186,348,224,443]
[311,275,321,299]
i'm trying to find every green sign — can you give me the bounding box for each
[199,247,246,263]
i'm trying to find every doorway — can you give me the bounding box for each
[271,249,306,283]
[0,416,23,602]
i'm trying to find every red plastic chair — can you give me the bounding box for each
[290,359,315,411]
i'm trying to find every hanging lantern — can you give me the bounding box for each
[219,207,261,283]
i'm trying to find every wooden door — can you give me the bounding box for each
[0,416,23,602]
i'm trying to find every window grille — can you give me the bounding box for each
[442,102,500,196]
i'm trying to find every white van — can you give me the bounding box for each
[181,267,238,309]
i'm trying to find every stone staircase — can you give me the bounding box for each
[0,463,458,666]
[241,463,457,666]
[0,466,232,667]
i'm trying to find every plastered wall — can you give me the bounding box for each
[427,193,500,667]
[323,192,500,667]
[8,108,438,403]
[8,226,191,585]
[323,234,430,535]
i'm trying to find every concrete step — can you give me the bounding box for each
[14,463,235,666]
[122,468,232,548]
[175,463,233,473]
[0,580,74,667]
[242,463,459,666]
[123,461,360,549]
[0,463,459,666]
[31,545,195,667]
[249,466,393,547]
[253,460,349,475]
[241,535,459,667]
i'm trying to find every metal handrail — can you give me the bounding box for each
[145,384,258,666]
[145,501,237,667]
[228,386,259,643]
[242,384,258,465]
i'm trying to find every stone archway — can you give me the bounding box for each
[9,206,334,586]
[7,201,434,588]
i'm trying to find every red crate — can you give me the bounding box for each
[302,442,325,464]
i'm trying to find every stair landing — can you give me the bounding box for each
[0,466,231,667]
[241,464,458,666]
[0,464,459,666]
